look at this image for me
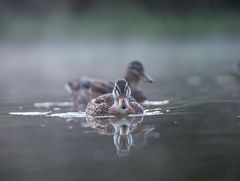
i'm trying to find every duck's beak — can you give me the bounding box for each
[118,97,130,109]
[140,72,154,83]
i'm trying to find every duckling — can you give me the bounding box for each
[66,61,153,106]
[86,79,143,116]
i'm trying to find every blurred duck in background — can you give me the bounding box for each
[228,62,240,78]
[215,61,240,96]
[66,61,153,107]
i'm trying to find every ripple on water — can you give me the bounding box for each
[8,108,163,118]
[7,101,165,118]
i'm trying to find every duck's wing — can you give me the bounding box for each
[86,93,114,116]
[65,76,91,94]
[65,79,82,93]
[67,76,114,95]
[128,96,144,114]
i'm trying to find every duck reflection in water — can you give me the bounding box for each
[74,115,155,157]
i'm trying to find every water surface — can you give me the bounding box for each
[1,38,240,181]
[1,93,240,181]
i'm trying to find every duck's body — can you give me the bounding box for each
[86,79,144,116]
[86,93,143,116]
[66,61,153,106]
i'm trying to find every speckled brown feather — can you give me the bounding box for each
[86,93,143,116]
[86,93,114,116]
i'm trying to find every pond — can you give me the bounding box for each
[0,38,240,181]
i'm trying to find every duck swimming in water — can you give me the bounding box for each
[86,79,144,116]
[66,61,153,106]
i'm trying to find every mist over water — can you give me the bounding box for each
[1,1,240,181]
[1,37,240,103]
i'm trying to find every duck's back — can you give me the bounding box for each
[128,97,144,114]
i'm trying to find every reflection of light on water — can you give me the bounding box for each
[10,99,164,118]
[34,102,74,109]
[142,108,163,116]
[48,112,86,118]
[47,109,163,118]
[8,108,163,118]
[9,112,51,116]
[142,100,169,106]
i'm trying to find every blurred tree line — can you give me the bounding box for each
[1,0,240,15]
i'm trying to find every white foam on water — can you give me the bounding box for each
[9,112,51,116]
[48,112,86,118]
[34,102,74,109]
[142,100,170,106]
[9,107,163,118]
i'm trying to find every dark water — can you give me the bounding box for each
[1,39,240,181]
[1,88,240,181]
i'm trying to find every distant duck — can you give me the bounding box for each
[66,61,153,106]
[228,62,240,78]
[86,79,143,116]
[215,62,240,96]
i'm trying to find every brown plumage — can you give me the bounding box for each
[86,79,144,116]
[66,61,153,106]
[86,93,143,116]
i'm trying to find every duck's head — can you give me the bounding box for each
[112,79,132,110]
[125,61,154,85]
